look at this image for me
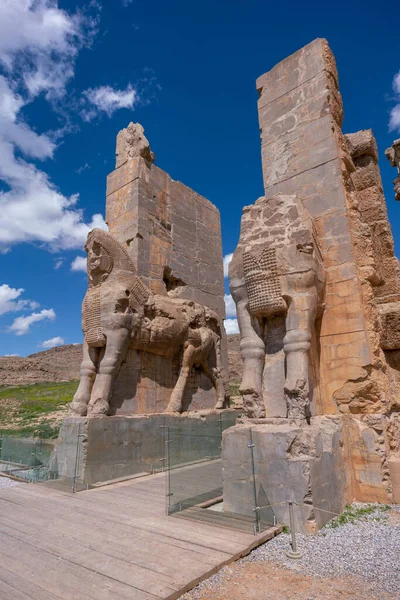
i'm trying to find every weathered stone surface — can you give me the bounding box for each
[222,417,348,533]
[116,122,155,168]
[229,193,325,420]
[225,38,400,532]
[71,124,228,416]
[70,228,229,417]
[385,138,400,200]
[54,410,238,485]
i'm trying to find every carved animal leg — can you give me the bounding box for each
[166,343,195,413]
[283,296,316,421]
[238,304,266,418]
[70,344,99,416]
[201,361,226,409]
[88,328,130,416]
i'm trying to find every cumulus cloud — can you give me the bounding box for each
[0,284,39,315]
[389,72,400,132]
[40,336,65,349]
[82,84,138,120]
[225,318,239,335]
[224,294,237,318]
[0,0,106,252]
[9,308,56,336]
[71,256,87,272]
[223,253,233,278]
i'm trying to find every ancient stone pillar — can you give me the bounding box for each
[255,38,399,417]
[103,123,227,413]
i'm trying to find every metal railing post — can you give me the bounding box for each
[286,501,302,559]
[248,428,260,535]
[72,422,84,494]
[165,425,173,515]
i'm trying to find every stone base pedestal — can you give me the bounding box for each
[52,410,238,486]
[222,417,349,533]
[222,413,400,533]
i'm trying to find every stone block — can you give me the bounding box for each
[378,301,400,349]
[261,115,339,187]
[388,459,400,503]
[343,415,391,503]
[256,38,338,109]
[222,417,348,533]
[54,411,238,485]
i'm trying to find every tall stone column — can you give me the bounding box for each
[104,123,228,413]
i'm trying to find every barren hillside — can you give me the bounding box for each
[0,336,242,386]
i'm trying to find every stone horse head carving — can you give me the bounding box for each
[229,193,325,420]
[70,228,229,417]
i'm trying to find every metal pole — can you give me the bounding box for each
[248,428,260,535]
[165,425,173,515]
[72,423,82,494]
[286,501,302,559]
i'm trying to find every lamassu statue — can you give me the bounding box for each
[70,228,228,416]
[229,193,326,420]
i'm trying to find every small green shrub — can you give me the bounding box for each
[325,503,391,528]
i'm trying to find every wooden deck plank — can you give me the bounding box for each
[0,566,64,600]
[0,471,280,600]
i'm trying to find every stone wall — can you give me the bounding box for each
[104,147,227,414]
[256,38,398,416]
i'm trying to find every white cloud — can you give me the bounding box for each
[225,318,239,335]
[82,84,138,120]
[40,336,65,349]
[0,284,38,315]
[122,0,134,5]
[71,256,87,272]
[0,1,105,252]
[9,308,56,336]
[224,293,237,318]
[389,72,400,132]
[54,258,64,270]
[223,253,233,277]
[4,354,20,357]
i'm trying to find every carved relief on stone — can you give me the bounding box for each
[229,193,326,421]
[243,247,286,317]
[70,228,229,417]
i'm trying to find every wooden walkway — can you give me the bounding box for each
[0,472,280,600]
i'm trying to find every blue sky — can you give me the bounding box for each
[1,0,399,356]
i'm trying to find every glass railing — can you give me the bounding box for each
[165,414,274,534]
[0,434,57,482]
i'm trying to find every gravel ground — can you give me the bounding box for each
[247,503,400,597]
[181,503,400,600]
[0,475,25,489]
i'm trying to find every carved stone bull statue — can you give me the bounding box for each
[70,229,228,417]
[229,193,325,421]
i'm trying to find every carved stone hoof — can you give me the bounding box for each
[165,403,182,414]
[88,399,109,416]
[214,399,225,410]
[69,399,88,417]
[241,391,266,419]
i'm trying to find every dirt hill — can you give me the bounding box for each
[0,336,242,386]
[0,345,83,386]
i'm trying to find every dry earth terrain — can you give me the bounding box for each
[0,335,242,386]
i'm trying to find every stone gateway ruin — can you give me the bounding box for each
[224,38,400,532]
[56,38,400,533]
[71,123,229,417]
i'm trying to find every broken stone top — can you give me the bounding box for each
[345,129,378,163]
[385,138,400,171]
[385,138,400,201]
[115,122,155,169]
